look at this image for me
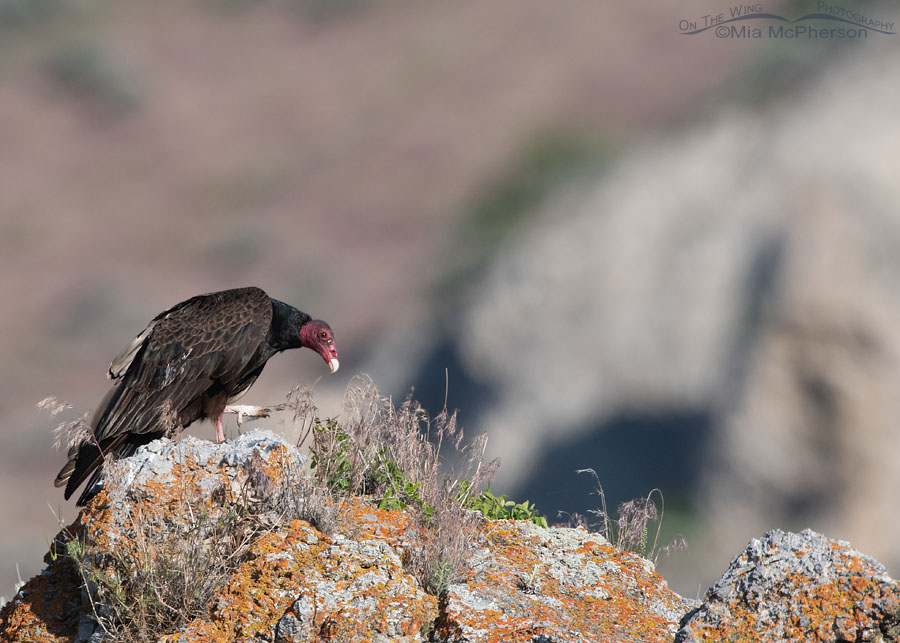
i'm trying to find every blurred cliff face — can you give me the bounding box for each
[416,38,900,591]
[2,0,897,599]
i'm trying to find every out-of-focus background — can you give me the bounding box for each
[2,0,900,598]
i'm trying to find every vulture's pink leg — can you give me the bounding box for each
[215,415,226,443]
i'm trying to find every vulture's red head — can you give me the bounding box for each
[300,320,339,373]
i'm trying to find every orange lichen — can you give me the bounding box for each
[341,497,413,543]
[0,552,81,643]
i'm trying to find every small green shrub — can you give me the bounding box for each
[308,417,357,493]
[459,483,547,527]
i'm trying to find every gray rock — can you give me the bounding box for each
[98,429,301,508]
[274,611,308,643]
[675,529,900,642]
[75,614,96,642]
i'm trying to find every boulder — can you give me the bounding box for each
[676,529,900,642]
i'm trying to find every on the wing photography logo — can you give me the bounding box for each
[679,1,895,39]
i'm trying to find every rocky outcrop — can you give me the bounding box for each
[2,431,898,642]
[676,529,900,642]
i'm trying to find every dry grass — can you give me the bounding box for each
[38,396,93,453]
[575,467,687,565]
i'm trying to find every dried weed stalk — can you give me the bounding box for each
[576,467,687,564]
[39,396,93,452]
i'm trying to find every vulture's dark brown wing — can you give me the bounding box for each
[130,290,268,385]
[56,287,274,502]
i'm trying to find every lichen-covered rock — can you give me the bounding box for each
[1,430,307,643]
[434,520,692,643]
[172,518,437,642]
[0,553,81,643]
[675,529,900,642]
[5,431,900,643]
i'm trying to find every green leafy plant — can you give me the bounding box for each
[371,454,433,517]
[459,483,547,527]
[298,377,544,593]
[308,417,435,517]
[429,558,455,596]
[308,417,357,493]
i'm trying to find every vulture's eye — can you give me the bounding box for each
[320,331,328,340]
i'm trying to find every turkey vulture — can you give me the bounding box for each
[54,287,339,506]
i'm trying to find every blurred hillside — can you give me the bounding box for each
[432,28,900,591]
[2,0,896,598]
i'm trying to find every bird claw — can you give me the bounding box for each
[224,404,286,427]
